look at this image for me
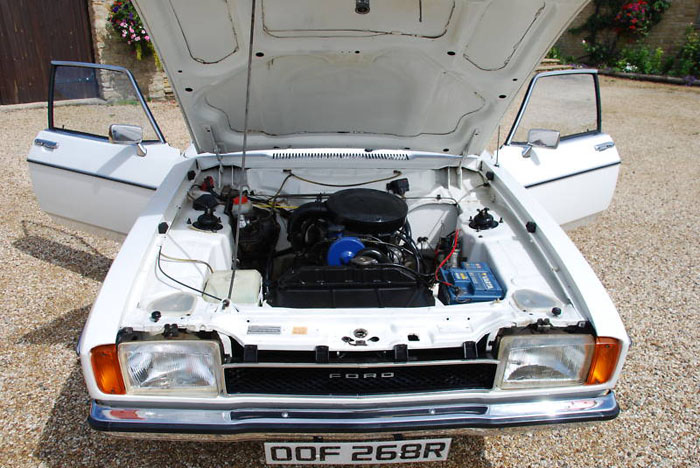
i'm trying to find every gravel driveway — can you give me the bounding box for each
[0,77,698,467]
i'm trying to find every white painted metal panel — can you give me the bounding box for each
[262,0,455,38]
[133,0,591,154]
[497,132,620,228]
[528,164,620,229]
[28,129,182,237]
[498,70,620,227]
[29,163,153,239]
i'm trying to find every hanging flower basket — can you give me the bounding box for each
[613,0,671,37]
[107,0,156,62]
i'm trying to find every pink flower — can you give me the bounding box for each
[129,27,134,33]
[144,35,150,41]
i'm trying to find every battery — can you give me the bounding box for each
[438,262,505,305]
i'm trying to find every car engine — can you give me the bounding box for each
[182,174,506,310]
[222,187,432,308]
[266,188,434,308]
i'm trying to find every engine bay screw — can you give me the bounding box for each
[551,307,562,316]
[150,311,161,322]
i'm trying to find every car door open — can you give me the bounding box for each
[27,61,182,239]
[498,70,621,230]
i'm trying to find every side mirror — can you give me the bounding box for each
[109,124,146,156]
[522,128,560,158]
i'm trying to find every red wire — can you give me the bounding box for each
[435,229,460,286]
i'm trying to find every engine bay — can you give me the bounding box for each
[160,168,514,312]
[124,161,584,334]
[107,160,599,379]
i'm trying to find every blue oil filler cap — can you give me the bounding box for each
[327,237,365,266]
[439,262,505,304]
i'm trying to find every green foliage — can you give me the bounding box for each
[614,45,666,74]
[582,40,618,66]
[610,27,700,79]
[546,46,576,64]
[546,46,562,60]
[670,27,700,77]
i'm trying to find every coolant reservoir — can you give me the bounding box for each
[203,270,262,304]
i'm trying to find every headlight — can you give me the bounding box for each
[495,334,594,389]
[118,341,222,396]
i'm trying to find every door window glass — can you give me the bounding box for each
[511,73,599,144]
[51,65,159,141]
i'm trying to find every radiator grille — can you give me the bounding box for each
[224,363,496,395]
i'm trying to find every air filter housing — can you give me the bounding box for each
[326,188,407,234]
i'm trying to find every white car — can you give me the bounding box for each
[27,0,628,464]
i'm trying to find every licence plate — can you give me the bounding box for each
[264,438,451,465]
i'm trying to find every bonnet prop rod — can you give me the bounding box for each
[228,0,257,302]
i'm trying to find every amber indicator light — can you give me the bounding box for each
[91,344,126,394]
[586,337,621,385]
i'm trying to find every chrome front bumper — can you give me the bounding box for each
[88,392,618,441]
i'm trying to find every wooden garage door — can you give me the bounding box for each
[0,0,94,105]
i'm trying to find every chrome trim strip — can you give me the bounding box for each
[524,161,621,189]
[34,138,58,150]
[89,392,619,438]
[594,141,615,152]
[221,360,500,369]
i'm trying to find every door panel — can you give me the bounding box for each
[499,70,620,229]
[27,62,182,239]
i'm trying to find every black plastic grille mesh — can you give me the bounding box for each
[225,363,496,395]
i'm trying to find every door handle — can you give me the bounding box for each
[594,141,615,152]
[34,138,59,150]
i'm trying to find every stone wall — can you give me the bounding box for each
[556,0,700,60]
[88,0,169,99]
